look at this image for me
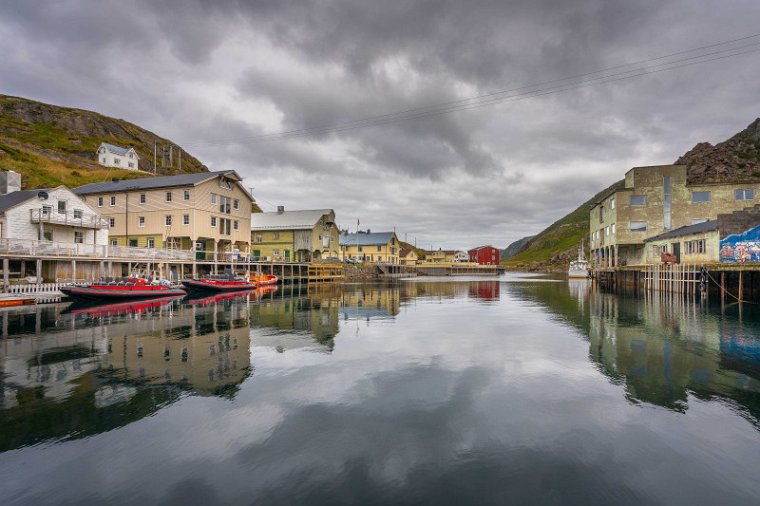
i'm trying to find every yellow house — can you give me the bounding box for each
[426,249,469,263]
[339,231,400,264]
[250,208,340,262]
[74,170,254,260]
[399,247,419,265]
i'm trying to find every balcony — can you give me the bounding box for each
[30,209,110,229]
[0,238,194,260]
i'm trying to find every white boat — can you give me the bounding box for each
[568,242,590,278]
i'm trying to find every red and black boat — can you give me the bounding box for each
[60,277,186,302]
[182,274,256,293]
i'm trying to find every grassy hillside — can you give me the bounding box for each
[0,94,207,189]
[503,180,624,271]
[399,241,426,259]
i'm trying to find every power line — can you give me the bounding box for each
[184,32,760,147]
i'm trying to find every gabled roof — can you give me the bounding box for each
[467,245,497,252]
[0,189,47,213]
[339,232,396,246]
[644,220,719,242]
[399,248,417,257]
[73,170,250,200]
[251,209,335,230]
[98,143,136,157]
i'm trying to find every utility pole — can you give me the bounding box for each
[178,148,182,171]
[153,141,157,173]
[169,145,173,168]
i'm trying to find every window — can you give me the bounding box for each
[111,239,118,246]
[211,216,217,227]
[57,200,66,214]
[138,216,145,227]
[735,189,755,201]
[610,198,615,209]
[629,221,647,232]
[128,162,134,168]
[233,220,239,230]
[605,226,610,236]
[685,239,706,255]
[129,152,134,158]
[114,158,120,165]
[184,190,190,200]
[273,249,281,256]
[140,193,146,204]
[73,209,83,219]
[377,245,382,252]
[166,192,172,202]
[147,238,155,249]
[630,195,646,206]
[183,214,190,225]
[652,245,667,256]
[692,191,710,203]
[219,178,232,190]
[272,232,280,240]
[109,218,115,228]
[102,157,106,163]
[110,195,116,206]
[211,193,217,204]
[233,199,239,210]
[129,238,138,247]
[97,197,103,207]
[74,231,84,244]
[165,215,172,226]
[253,233,262,243]
[611,224,616,235]
[41,230,53,241]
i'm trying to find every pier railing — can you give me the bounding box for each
[0,238,194,261]
[30,209,110,229]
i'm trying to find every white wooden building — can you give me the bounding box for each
[96,142,139,170]
[0,186,109,245]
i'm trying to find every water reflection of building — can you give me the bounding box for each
[400,280,500,303]
[250,284,341,351]
[341,283,400,321]
[0,299,253,451]
[585,289,760,421]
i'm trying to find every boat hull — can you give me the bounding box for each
[60,285,186,302]
[182,279,256,293]
[251,274,279,286]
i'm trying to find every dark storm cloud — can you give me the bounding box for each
[1,0,760,247]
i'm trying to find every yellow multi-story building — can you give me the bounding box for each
[590,164,760,266]
[250,208,340,262]
[339,231,400,264]
[74,170,254,259]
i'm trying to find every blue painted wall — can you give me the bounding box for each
[720,224,760,263]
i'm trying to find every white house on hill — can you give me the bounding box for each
[97,143,139,170]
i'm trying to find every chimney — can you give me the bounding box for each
[277,205,285,214]
[367,229,371,234]
[0,170,21,195]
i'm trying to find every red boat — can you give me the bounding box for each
[182,275,256,293]
[250,273,279,286]
[60,278,186,302]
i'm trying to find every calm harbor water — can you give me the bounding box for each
[1,274,760,505]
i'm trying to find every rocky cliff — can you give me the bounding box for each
[677,118,760,184]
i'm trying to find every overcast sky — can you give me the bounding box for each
[2,1,759,249]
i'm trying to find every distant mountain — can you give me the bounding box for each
[501,235,533,260]
[677,118,760,184]
[0,94,207,189]
[503,180,624,271]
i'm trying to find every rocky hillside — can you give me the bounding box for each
[0,94,207,189]
[501,236,533,260]
[677,118,760,184]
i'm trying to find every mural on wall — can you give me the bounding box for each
[720,224,760,263]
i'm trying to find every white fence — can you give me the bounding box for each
[6,282,71,294]
[0,238,194,261]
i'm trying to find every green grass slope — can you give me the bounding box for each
[0,94,207,189]
[503,180,623,271]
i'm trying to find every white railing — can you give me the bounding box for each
[7,282,72,294]
[30,209,110,229]
[0,238,194,260]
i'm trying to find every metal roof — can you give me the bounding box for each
[644,220,719,242]
[99,143,133,156]
[0,189,48,213]
[339,232,396,246]
[250,209,335,230]
[73,170,244,195]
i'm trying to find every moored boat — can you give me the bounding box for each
[568,242,590,279]
[182,274,255,293]
[250,273,279,286]
[60,277,186,302]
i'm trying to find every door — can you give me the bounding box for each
[671,242,681,264]
[196,241,206,261]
